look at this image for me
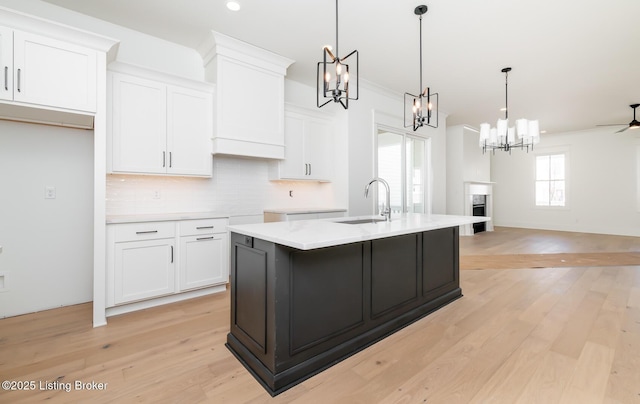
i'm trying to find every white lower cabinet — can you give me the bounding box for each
[107,217,229,309]
[179,218,229,291]
[114,238,175,305]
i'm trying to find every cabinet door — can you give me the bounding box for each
[280,113,306,178]
[167,86,213,176]
[114,239,176,304]
[12,31,97,112]
[0,27,12,101]
[180,233,228,290]
[305,118,334,181]
[111,73,167,174]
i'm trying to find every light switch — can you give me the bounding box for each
[45,186,56,199]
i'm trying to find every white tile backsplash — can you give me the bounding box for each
[106,155,340,218]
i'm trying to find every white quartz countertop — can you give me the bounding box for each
[106,212,229,224]
[263,208,347,214]
[227,213,490,250]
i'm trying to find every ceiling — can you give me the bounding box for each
[41,0,640,135]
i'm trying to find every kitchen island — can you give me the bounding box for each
[226,213,488,395]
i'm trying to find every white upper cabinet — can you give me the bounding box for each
[108,64,214,177]
[1,26,97,113]
[0,26,13,102]
[270,104,335,181]
[199,31,294,159]
[110,73,167,174]
[167,85,213,176]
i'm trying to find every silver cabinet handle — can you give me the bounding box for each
[162,151,166,168]
[305,163,309,175]
[196,236,214,241]
[169,152,172,168]
[16,68,20,92]
[135,230,158,234]
[196,226,214,230]
[4,66,7,90]
[309,163,311,176]
[170,246,174,263]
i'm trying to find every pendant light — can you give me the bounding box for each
[479,67,540,154]
[317,0,359,109]
[404,5,438,130]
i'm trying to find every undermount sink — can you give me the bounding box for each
[338,218,387,225]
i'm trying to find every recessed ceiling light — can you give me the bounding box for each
[226,1,241,11]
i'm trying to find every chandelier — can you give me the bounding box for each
[404,5,438,130]
[479,67,540,153]
[317,0,358,109]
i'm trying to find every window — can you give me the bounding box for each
[535,153,565,206]
[376,128,430,214]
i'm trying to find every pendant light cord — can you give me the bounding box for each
[504,69,509,120]
[335,0,339,58]
[419,13,423,93]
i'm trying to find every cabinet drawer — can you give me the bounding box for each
[179,218,228,236]
[113,221,176,242]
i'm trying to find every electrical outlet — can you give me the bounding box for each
[45,186,56,199]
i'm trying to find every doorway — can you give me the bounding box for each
[376,127,432,215]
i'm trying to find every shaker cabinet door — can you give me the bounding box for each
[114,239,176,305]
[0,26,12,101]
[180,234,228,290]
[110,73,167,174]
[13,31,97,112]
[167,85,213,176]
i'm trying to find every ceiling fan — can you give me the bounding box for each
[598,104,640,133]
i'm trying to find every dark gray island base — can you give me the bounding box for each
[227,226,461,396]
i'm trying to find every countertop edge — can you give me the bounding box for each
[263,208,348,214]
[228,214,490,250]
[107,212,230,224]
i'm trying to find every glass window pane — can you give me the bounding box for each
[536,155,549,180]
[406,136,425,213]
[536,181,550,206]
[550,154,565,180]
[377,131,403,213]
[550,180,565,206]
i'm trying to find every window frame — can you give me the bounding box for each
[534,149,569,210]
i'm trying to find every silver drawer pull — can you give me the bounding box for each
[16,68,21,92]
[196,236,214,241]
[196,226,214,230]
[135,230,158,234]
[4,66,7,90]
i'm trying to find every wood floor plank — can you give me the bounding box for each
[559,341,615,404]
[1,227,639,403]
[516,351,577,403]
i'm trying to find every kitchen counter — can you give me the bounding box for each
[106,211,229,224]
[263,207,347,214]
[228,213,489,250]
[226,213,489,395]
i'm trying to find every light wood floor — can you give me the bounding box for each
[1,228,640,403]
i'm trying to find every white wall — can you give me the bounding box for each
[446,124,491,215]
[491,127,640,236]
[0,121,94,317]
[348,81,448,216]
